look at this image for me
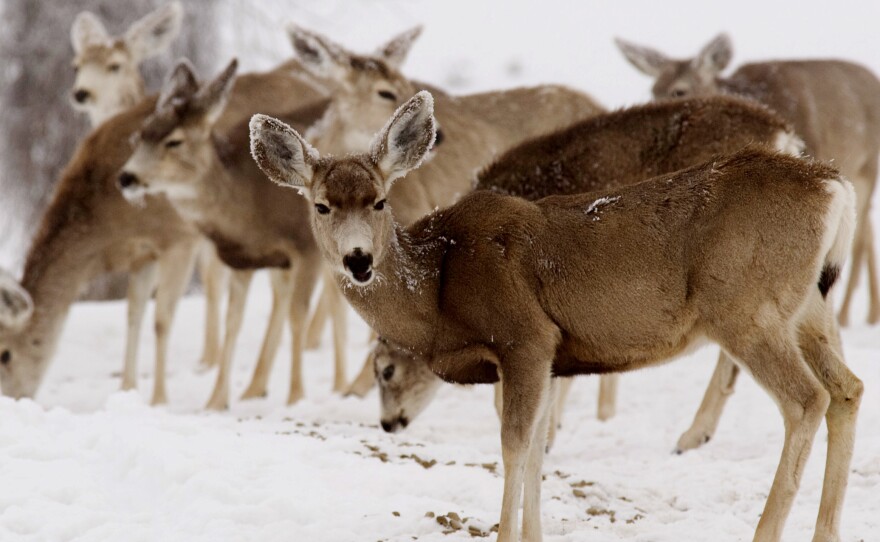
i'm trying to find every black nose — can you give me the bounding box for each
[73,89,90,103]
[118,171,138,189]
[381,420,394,432]
[343,249,373,281]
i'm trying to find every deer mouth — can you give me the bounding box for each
[351,269,373,284]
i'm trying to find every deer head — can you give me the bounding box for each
[615,33,733,100]
[70,2,184,126]
[372,339,441,433]
[0,268,44,399]
[118,58,238,204]
[288,24,423,153]
[250,91,436,286]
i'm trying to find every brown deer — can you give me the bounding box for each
[371,96,804,453]
[615,33,880,328]
[286,25,606,403]
[251,91,861,542]
[118,59,340,409]
[0,52,329,404]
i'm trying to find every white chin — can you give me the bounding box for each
[122,189,148,207]
[345,269,375,287]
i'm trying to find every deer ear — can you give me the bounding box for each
[0,270,33,333]
[693,33,732,75]
[287,24,351,81]
[124,1,184,62]
[369,91,436,186]
[71,11,109,54]
[377,25,423,68]
[614,37,671,77]
[158,59,199,111]
[250,114,319,191]
[195,59,238,126]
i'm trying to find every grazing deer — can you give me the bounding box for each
[615,33,880,327]
[0,53,329,404]
[252,91,861,542]
[118,59,339,409]
[287,25,605,401]
[370,96,804,452]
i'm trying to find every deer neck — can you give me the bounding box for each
[168,143,239,232]
[337,222,444,355]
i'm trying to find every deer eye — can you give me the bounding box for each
[315,203,331,215]
[165,139,183,149]
[108,63,121,73]
[1,350,11,365]
[373,199,386,211]
[382,364,395,381]
[377,90,397,101]
[670,89,687,98]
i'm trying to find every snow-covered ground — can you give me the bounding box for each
[2,1,880,541]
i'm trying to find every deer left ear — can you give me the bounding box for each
[195,59,238,126]
[693,33,732,75]
[71,11,109,54]
[377,25,423,68]
[124,1,184,61]
[369,91,436,187]
[250,114,319,191]
[0,269,33,333]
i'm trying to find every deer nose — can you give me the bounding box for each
[118,171,139,189]
[343,249,373,283]
[73,89,90,103]
[381,420,395,432]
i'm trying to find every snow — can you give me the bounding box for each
[2,1,880,540]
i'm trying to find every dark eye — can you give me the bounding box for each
[165,139,183,149]
[373,199,386,211]
[382,364,395,381]
[671,89,687,98]
[0,350,10,365]
[377,90,397,101]
[315,203,331,215]
[108,63,121,73]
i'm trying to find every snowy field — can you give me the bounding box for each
[3,0,880,541]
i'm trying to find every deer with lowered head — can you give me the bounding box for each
[0,47,331,405]
[118,59,339,409]
[251,91,861,542]
[371,95,805,454]
[616,33,880,327]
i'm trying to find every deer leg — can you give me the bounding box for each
[493,382,503,419]
[241,269,294,400]
[596,374,618,421]
[721,332,828,542]
[345,350,377,397]
[797,292,863,542]
[837,219,866,327]
[497,348,554,542]
[863,219,880,324]
[304,282,330,350]
[122,261,158,391]
[325,273,348,393]
[205,270,253,411]
[287,258,320,405]
[546,377,573,452]
[197,244,228,370]
[151,240,198,405]
[675,351,740,453]
[522,378,555,541]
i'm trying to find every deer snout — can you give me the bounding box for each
[72,89,91,104]
[117,171,141,190]
[343,249,374,284]
[380,416,408,433]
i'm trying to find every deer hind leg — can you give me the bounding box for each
[675,351,740,453]
[122,261,158,391]
[522,378,556,541]
[720,329,829,542]
[197,244,228,370]
[838,162,877,326]
[345,350,377,397]
[151,240,198,405]
[324,273,348,393]
[596,374,618,421]
[304,281,330,350]
[797,292,863,542]
[240,269,294,400]
[863,219,880,324]
[287,257,321,405]
[546,377,573,452]
[205,270,254,411]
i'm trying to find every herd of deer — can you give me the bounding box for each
[0,3,875,541]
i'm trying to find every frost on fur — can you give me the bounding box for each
[249,114,319,190]
[369,91,437,184]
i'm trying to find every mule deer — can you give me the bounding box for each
[0,53,329,404]
[287,25,606,403]
[616,33,880,327]
[252,91,861,542]
[371,96,804,453]
[119,59,338,409]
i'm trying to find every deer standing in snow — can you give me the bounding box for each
[251,91,861,542]
[371,95,805,452]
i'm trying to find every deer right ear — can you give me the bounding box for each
[250,114,319,190]
[124,1,184,62]
[287,24,350,81]
[158,59,199,111]
[0,270,33,333]
[614,37,671,77]
[369,91,436,186]
[71,12,109,54]
[377,25,423,68]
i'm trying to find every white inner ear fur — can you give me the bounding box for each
[0,270,34,331]
[249,115,319,190]
[370,91,436,186]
